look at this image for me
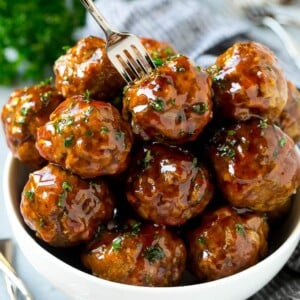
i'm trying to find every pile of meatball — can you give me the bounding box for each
[2,36,300,287]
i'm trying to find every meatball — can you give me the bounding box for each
[36,95,133,178]
[1,82,63,169]
[277,81,300,143]
[54,36,125,99]
[209,118,300,213]
[20,163,115,247]
[82,220,186,286]
[208,41,288,121]
[187,206,268,282]
[123,54,213,144]
[126,143,214,225]
[141,37,177,66]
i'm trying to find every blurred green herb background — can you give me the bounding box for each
[0,0,86,85]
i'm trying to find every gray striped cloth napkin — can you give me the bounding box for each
[80,0,300,299]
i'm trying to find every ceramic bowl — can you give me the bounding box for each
[3,153,300,300]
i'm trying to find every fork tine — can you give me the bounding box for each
[118,51,143,80]
[110,55,134,83]
[132,43,156,71]
[126,46,148,75]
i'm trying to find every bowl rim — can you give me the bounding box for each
[3,152,300,296]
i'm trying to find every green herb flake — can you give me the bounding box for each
[143,150,152,169]
[168,99,176,106]
[85,130,93,137]
[192,102,208,115]
[64,136,73,147]
[62,181,72,191]
[39,218,45,228]
[149,97,164,112]
[20,106,30,117]
[143,245,164,264]
[131,222,141,236]
[84,89,91,102]
[25,189,35,201]
[279,137,287,148]
[227,130,236,136]
[112,236,123,251]
[217,144,235,159]
[57,192,66,208]
[40,91,52,105]
[258,119,268,129]
[198,235,205,244]
[153,57,164,67]
[39,77,53,86]
[235,223,245,236]
[101,126,109,134]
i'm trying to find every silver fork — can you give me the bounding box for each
[80,0,156,83]
[238,2,300,70]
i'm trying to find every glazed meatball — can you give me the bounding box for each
[82,220,186,286]
[20,163,115,247]
[277,81,300,143]
[187,206,268,282]
[140,37,177,66]
[36,95,133,178]
[126,143,214,225]
[208,41,288,120]
[209,118,300,213]
[54,36,124,99]
[123,54,213,144]
[1,82,63,169]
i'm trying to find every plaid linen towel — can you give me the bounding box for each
[80,0,300,299]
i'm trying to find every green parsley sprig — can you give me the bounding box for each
[0,0,86,85]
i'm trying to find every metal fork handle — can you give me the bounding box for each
[0,252,33,300]
[80,0,119,39]
[262,16,300,69]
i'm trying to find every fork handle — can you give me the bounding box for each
[80,0,118,38]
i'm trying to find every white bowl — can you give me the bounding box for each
[3,152,300,300]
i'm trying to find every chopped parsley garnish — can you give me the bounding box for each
[85,130,93,137]
[257,119,268,129]
[40,91,52,105]
[130,222,141,236]
[20,106,30,116]
[100,126,109,134]
[192,102,208,114]
[149,97,164,112]
[217,144,235,159]
[64,136,73,147]
[62,181,72,191]
[84,89,91,102]
[198,235,205,244]
[279,137,287,148]
[25,189,34,201]
[143,150,153,169]
[112,236,123,251]
[39,77,53,86]
[143,245,164,264]
[152,57,164,67]
[39,218,45,228]
[168,99,176,106]
[227,130,236,136]
[235,223,245,236]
